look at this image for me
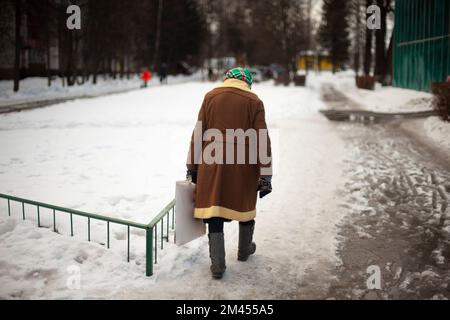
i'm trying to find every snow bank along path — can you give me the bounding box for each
[0,78,346,299]
[321,71,434,113]
[0,73,202,108]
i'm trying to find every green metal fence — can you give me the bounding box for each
[0,193,175,277]
[393,0,450,92]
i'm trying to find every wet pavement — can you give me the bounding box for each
[328,122,450,300]
[321,85,450,300]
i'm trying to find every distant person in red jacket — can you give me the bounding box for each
[141,69,152,88]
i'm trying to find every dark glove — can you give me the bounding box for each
[186,169,197,184]
[257,176,272,199]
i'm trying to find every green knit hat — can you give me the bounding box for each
[224,67,253,88]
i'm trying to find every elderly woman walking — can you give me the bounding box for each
[186,67,272,279]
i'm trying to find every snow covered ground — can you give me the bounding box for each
[0,72,202,107]
[1,71,448,299]
[319,71,449,164]
[0,76,347,299]
[399,116,450,168]
[316,71,434,113]
[423,117,450,155]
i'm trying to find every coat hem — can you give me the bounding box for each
[194,206,256,222]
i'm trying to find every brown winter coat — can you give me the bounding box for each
[187,79,272,222]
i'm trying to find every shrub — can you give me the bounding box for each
[431,82,450,122]
[355,76,375,90]
[293,75,306,86]
[275,74,291,86]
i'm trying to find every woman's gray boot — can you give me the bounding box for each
[208,233,226,279]
[238,222,256,261]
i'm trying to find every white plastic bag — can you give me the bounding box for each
[175,181,206,246]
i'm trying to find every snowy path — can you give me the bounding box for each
[121,114,345,300]
[0,79,346,299]
[317,84,450,299]
[328,122,450,300]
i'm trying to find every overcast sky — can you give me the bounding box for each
[312,0,323,30]
[312,0,323,18]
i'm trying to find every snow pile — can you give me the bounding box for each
[0,80,346,299]
[338,83,433,113]
[313,71,434,113]
[424,117,450,153]
[400,116,450,165]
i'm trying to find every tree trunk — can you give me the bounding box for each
[375,0,387,80]
[112,58,117,79]
[57,3,64,87]
[93,61,98,84]
[332,56,337,74]
[306,0,312,74]
[13,0,22,92]
[66,31,74,86]
[354,0,362,74]
[46,41,51,87]
[103,59,107,80]
[363,0,373,76]
[126,56,131,79]
[45,0,52,87]
[126,57,131,79]
[384,33,393,85]
[120,56,125,79]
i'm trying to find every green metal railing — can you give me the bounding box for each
[0,193,175,277]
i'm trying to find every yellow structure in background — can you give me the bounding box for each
[297,52,333,72]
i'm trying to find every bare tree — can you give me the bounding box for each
[5,0,206,91]
[319,0,351,73]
